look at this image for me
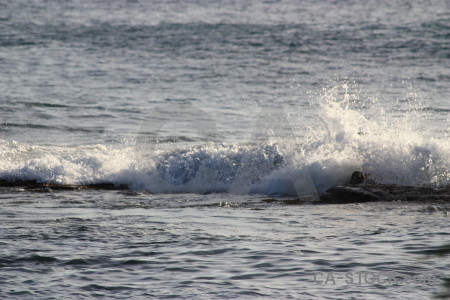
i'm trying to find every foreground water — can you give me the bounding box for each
[1,189,449,299]
[1,0,449,299]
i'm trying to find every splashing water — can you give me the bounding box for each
[0,83,448,195]
[295,82,449,188]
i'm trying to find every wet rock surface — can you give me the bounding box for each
[0,174,448,204]
[319,184,450,204]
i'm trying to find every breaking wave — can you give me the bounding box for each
[0,84,448,195]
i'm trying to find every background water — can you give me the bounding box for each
[0,0,449,299]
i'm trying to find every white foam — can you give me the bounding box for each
[0,84,448,195]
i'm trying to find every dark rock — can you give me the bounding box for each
[0,180,128,191]
[320,186,381,204]
[350,171,367,185]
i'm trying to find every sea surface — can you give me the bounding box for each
[0,0,449,299]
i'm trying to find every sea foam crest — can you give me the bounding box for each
[298,83,449,187]
[0,84,448,195]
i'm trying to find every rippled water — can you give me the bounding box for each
[1,190,449,299]
[0,0,449,298]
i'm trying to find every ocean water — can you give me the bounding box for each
[0,0,449,299]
